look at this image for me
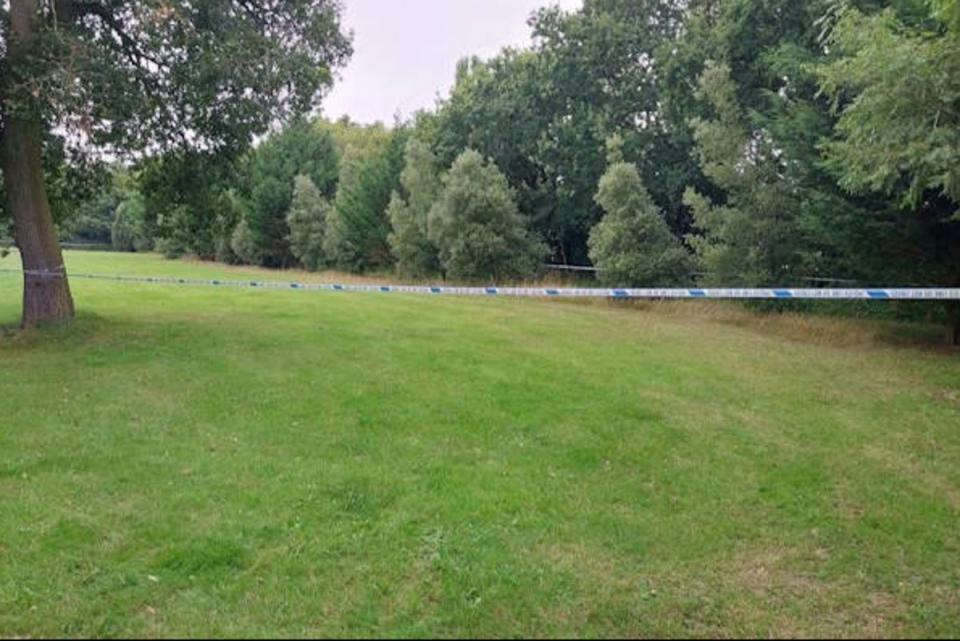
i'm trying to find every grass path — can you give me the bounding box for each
[1,251,959,637]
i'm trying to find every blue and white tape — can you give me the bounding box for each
[1,267,959,300]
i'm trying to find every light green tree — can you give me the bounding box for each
[387,138,442,277]
[816,1,960,206]
[230,219,263,267]
[428,150,546,282]
[588,139,693,287]
[287,175,333,272]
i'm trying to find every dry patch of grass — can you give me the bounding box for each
[611,299,950,351]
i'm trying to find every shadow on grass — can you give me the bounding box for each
[0,312,227,361]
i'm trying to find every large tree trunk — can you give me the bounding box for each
[1,0,75,327]
[1,119,75,327]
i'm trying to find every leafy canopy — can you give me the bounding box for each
[1,0,352,155]
[816,1,960,207]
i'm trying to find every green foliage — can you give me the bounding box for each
[62,189,116,245]
[1,1,352,156]
[59,169,144,249]
[685,62,810,286]
[240,120,340,267]
[138,152,238,260]
[387,138,441,277]
[930,0,960,31]
[286,175,332,271]
[588,161,693,286]
[155,235,188,260]
[212,190,246,265]
[816,4,960,207]
[325,130,407,272]
[230,218,263,266]
[323,117,393,159]
[428,150,546,281]
[111,194,149,253]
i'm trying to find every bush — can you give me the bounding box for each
[287,175,332,271]
[230,219,263,265]
[155,236,188,259]
[111,194,152,253]
[428,149,546,281]
[213,190,246,264]
[588,161,694,287]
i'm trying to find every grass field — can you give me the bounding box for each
[1,250,959,638]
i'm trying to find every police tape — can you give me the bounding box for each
[1,267,959,300]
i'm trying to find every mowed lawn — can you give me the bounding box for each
[1,251,959,638]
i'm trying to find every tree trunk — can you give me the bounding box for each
[1,0,75,327]
[1,119,75,327]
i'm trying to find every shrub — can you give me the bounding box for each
[155,236,188,259]
[588,161,694,287]
[428,149,545,281]
[230,219,263,265]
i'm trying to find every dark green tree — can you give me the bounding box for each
[238,119,340,267]
[816,0,960,340]
[325,128,407,272]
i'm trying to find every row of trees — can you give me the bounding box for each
[65,0,959,289]
[4,0,958,334]
[77,119,549,282]
[63,119,698,285]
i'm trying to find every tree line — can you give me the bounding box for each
[3,0,958,335]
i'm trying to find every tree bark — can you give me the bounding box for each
[2,0,75,327]
[1,120,75,327]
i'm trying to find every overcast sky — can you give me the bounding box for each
[322,0,583,125]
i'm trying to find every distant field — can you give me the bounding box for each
[1,251,959,638]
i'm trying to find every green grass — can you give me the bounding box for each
[1,250,959,638]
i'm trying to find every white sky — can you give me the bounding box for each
[322,0,583,125]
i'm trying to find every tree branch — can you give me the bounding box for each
[72,1,167,70]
